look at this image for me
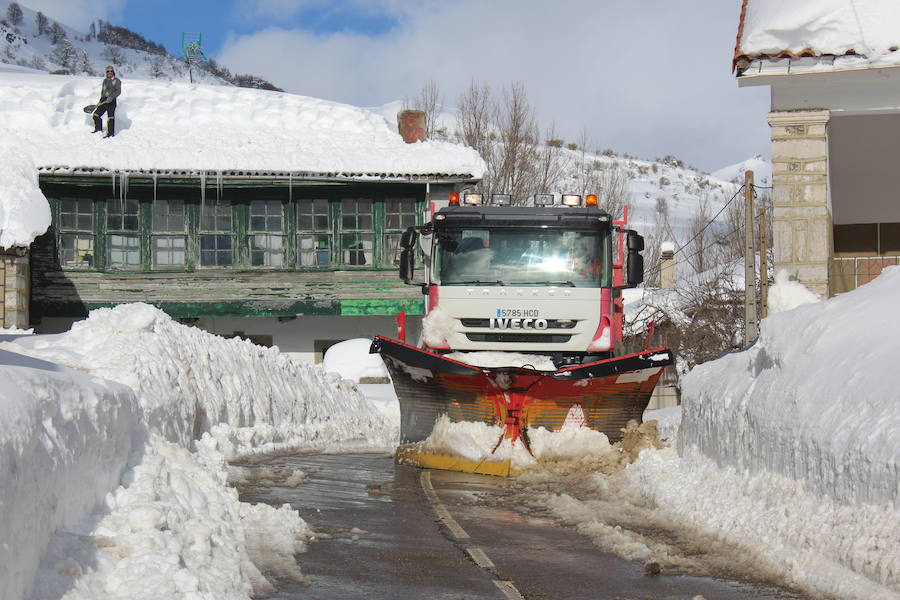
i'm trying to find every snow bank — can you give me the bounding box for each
[322,338,389,382]
[29,435,311,600]
[0,349,140,600]
[680,266,900,507]
[3,303,398,456]
[0,145,50,248]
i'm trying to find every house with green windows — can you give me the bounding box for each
[0,71,483,360]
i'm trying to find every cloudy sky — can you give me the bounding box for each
[17,0,771,173]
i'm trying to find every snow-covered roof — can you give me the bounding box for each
[733,0,900,73]
[0,68,484,248]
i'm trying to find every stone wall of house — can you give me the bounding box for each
[767,110,833,298]
[1,249,29,329]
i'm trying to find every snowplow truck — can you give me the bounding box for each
[371,192,673,470]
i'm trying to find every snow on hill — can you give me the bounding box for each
[712,154,772,187]
[0,1,273,87]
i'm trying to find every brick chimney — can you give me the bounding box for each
[660,242,676,289]
[398,110,426,143]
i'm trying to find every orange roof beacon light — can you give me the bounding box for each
[585,194,598,207]
[449,192,460,206]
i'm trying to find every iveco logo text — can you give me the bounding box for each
[490,317,548,330]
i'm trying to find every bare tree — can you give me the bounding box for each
[101,45,126,67]
[534,122,569,196]
[685,192,719,274]
[491,82,539,204]
[35,11,48,36]
[408,79,445,140]
[7,2,23,26]
[49,22,66,45]
[50,39,78,70]
[596,160,630,221]
[456,79,497,193]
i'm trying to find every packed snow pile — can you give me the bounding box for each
[444,351,557,371]
[412,416,661,472]
[1,303,398,456]
[0,349,139,600]
[0,145,51,248]
[767,269,821,313]
[739,0,900,64]
[322,338,389,382]
[680,266,899,506]
[28,435,312,600]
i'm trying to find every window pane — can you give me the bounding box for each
[200,234,233,267]
[59,234,94,268]
[153,199,185,233]
[251,200,282,232]
[59,197,93,232]
[340,198,374,231]
[385,197,417,232]
[298,234,332,266]
[152,235,186,267]
[341,234,373,266]
[251,234,284,267]
[201,200,232,231]
[107,234,140,269]
[107,198,140,231]
[297,198,330,233]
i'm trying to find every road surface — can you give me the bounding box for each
[234,453,811,600]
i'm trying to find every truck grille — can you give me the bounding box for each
[465,333,572,343]
[459,318,578,329]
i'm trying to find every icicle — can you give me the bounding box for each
[152,172,158,204]
[111,170,116,198]
[200,171,206,219]
[289,172,293,203]
[216,171,223,205]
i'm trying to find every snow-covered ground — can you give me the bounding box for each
[0,304,396,600]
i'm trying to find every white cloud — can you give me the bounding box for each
[217,0,770,173]
[17,0,125,31]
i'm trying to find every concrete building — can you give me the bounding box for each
[734,0,900,297]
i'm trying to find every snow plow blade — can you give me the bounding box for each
[369,336,675,452]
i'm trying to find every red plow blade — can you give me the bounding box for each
[370,336,674,446]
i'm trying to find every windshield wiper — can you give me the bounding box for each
[508,280,577,287]
[443,280,505,286]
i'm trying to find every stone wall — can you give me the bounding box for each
[1,249,29,329]
[767,110,833,298]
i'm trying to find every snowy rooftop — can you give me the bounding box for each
[0,67,484,247]
[734,0,900,73]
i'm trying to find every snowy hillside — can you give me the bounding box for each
[0,1,275,88]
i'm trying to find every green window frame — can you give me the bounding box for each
[297,198,332,267]
[200,199,234,268]
[340,198,374,267]
[106,196,142,270]
[47,183,426,273]
[383,197,418,266]
[249,199,285,268]
[151,197,187,269]
[57,197,95,269]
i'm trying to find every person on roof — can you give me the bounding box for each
[92,65,121,138]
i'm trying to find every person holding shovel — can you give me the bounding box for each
[92,65,121,138]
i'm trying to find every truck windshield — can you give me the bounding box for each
[435,228,609,288]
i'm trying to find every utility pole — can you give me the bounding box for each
[759,204,769,319]
[744,170,758,346]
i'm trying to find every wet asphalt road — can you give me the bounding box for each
[234,453,811,600]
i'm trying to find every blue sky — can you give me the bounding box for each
[117,1,399,58]
[15,1,772,173]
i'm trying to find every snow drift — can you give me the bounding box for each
[3,303,398,456]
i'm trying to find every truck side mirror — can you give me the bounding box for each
[399,248,415,283]
[626,252,644,287]
[400,227,418,249]
[627,230,644,252]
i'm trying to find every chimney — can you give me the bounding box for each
[398,110,426,143]
[660,241,676,288]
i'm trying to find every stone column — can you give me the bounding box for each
[767,110,833,298]
[1,248,30,329]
